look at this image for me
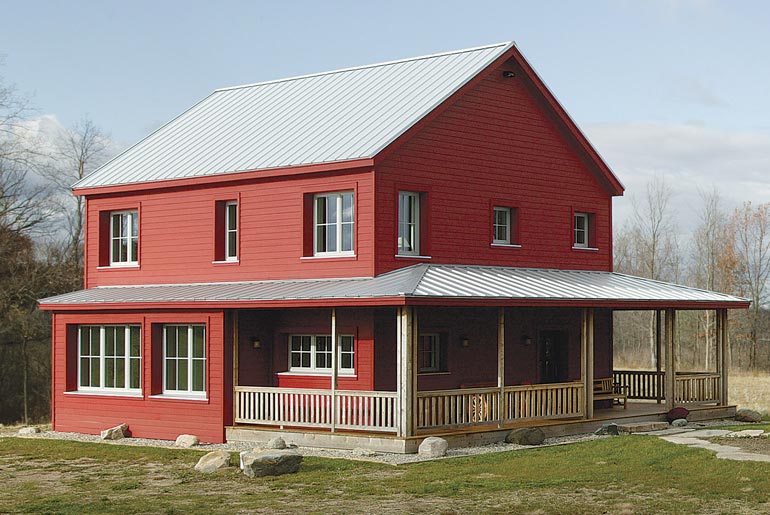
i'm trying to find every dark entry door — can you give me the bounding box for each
[538,330,568,383]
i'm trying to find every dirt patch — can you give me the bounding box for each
[711,437,770,455]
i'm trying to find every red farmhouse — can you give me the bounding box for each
[40,42,748,452]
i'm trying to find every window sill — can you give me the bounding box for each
[65,390,143,398]
[278,371,357,378]
[97,264,140,270]
[395,254,432,260]
[300,254,357,261]
[418,371,451,376]
[149,393,208,402]
[212,259,239,265]
[491,243,522,248]
[572,246,599,251]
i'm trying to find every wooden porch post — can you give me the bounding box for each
[665,308,676,410]
[582,308,595,419]
[497,307,505,428]
[717,309,729,406]
[330,308,337,433]
[656,310,663,404]
[232,310,239,423]
[397,306,416,437]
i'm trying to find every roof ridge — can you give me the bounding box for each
[214,42,512,93]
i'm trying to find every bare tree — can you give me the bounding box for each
[729,202,770,370]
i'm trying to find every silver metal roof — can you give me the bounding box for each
[75,43,513,189]
[39,264,749,308]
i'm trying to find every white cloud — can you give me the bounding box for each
[585,121,770,233]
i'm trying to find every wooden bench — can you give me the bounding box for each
[593,377,628,408]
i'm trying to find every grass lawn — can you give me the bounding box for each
[2,435,770,515]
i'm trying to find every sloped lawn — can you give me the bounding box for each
[2,435,770,514]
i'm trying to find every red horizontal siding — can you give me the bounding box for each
[52,311,228,443]
[375,56,613,275]
[85,171,375,287]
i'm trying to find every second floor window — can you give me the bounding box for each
[225,201,238,261]
[314,192,354,256]
[110,210,139,265]
[574,212,593,248]
[493,207,511,244]
[398,191,420,255]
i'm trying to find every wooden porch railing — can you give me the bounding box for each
[504,381,584,421]
[613,370,721,404]
[234,386,398,433]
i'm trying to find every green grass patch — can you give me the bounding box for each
[2,435,770,514]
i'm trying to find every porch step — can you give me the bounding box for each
[617,422,669,434]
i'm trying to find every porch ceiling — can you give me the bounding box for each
[39,264,749,311]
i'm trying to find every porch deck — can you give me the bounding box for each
[226,401,737,454]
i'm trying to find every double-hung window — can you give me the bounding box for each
[573,212,591,248]
[289,334,355,374]
[110,210,139,265]
[225,201,238,261]
[418,333,443,373]
[398,191,420,255]
[314,192,354,256]
[493,207,511,244]
[78,325,141,393]
[163,325,206,396]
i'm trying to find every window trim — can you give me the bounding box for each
[418,333,443,374]
[397,191,421,256]
[162,324,207,398]
[77,325,142,395]
[225,200,238,261]
[109,210,139,266]
[313,191,355,257]
[288,334,356,375]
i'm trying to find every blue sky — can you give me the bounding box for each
[2,0,769,229]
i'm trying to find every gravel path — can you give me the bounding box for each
[0,418,747,466]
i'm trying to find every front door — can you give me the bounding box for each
[538,330,568,383]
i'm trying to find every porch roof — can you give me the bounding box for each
[39,264,750,310]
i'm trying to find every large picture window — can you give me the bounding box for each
[78,325,141,393]
[314,192,354,256]
[110,210,139,265]
[163,325,206,396]
[289,334,355,374]
[398,191,420,255]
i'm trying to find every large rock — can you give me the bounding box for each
[418,437,448,457]
[241,450,302,477]
[18,427,41,435]
[266,436,287,449]
[175,434,199,448]
[594,423,619,436]
[506,427,545,446]
[671,418,689,428]
[100,423,128,440]
[617,422,669,434]
[736,409,762,423]
[195,450,231,473]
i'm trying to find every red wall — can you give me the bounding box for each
[237,308,375,391]
[52,310,229,443]
[84,170,375,287]
[375,56,613,275]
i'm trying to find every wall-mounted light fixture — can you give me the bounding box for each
[461,337,470,348]
[521,334,533,346]
[251,337,262,349]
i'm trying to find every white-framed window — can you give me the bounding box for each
[78,325,141,393]
[398,191,420,255]
[314,192,354,256]
[163,325,206,396]
[225,201,238,261]
[110,210,139,265]
[493,207,511,244]
[418,333,442,373]
[289,334,355,374]
[573,212,589,248]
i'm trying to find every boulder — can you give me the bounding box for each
[594,423,619,436]
[100,423,128,440]
[175,434,199,448]
[195,450,231,473]
[671,418,689,428]
[418,437,449,457]
[266,436,287,449]
[617,422,669,434]
[724,429,765,438]
[241,450,302,477]
[506,427,545,446]
[736,409,762,423]
[666,406,690,422]
[17,427,40,435]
